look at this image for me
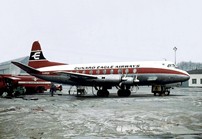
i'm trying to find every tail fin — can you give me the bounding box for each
[28,41,66,68]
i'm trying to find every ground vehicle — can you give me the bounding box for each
[0,74,53,97]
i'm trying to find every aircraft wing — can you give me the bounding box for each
[54,71,98,80]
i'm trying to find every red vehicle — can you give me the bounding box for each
[0,74,61,97]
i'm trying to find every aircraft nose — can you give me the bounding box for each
[182,71,190,81]
[185,74,190,81]
[176,70,190,82]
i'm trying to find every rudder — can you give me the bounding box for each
[28,41,66,68]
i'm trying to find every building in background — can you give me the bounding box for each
[0,56,29,75]
[188,69,202,87]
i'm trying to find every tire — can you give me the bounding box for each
[97,90,102,97]
[117,89,124,97]
[125,90,131,97]
[104,90,109,97]
[97,90,109,97]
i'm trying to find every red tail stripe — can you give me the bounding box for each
[32,41,42,51]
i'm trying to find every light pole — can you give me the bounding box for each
[173,47,177,65]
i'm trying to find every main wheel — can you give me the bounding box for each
[104,90,109,97]
[117,89,131,97]
[97,90,102,97]
[97,90,109,97]
[117,89,124,97]
[124,89,131,97]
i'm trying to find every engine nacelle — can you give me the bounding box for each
[96,75,122,83]
[120,77,135,85]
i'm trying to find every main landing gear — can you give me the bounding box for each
[117,89,131,97]
[117,85,131,97]
[96,87,110,97]
[96,85,132,97]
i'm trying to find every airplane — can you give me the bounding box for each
[12,41,190,97]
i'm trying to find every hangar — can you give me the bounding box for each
[0,56,29,75]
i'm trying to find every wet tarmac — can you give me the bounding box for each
[0,87,202,139]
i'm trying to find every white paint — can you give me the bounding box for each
[188,74,202,87]
[37,60,189,76]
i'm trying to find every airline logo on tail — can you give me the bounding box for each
[30,51,45,61]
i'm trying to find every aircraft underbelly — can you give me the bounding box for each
[32,73,187,87]
[137,74,187,85]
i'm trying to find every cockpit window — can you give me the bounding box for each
[167,64,176,68]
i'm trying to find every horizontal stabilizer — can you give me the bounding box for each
[11,61,41,74]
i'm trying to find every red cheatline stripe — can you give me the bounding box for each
[136,68,183,74]
[40,67,187,76]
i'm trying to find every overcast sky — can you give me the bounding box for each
[0,0,202,64]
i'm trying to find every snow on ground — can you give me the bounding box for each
[0,87,202,139]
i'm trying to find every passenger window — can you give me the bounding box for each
[133,69,137,73]
[103,69,107,74]
[89,70,93,75]
[110,69,114,74]
[125,68,129,74]
[96,70,100,74]
[118,69,122,74]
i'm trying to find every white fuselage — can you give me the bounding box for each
[34,61,189,86]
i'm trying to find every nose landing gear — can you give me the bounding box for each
[152,85,170,96]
